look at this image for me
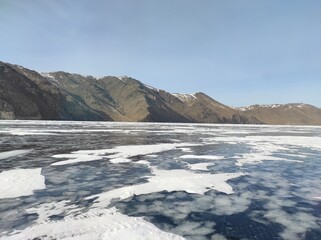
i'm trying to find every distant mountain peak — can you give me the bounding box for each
[239,103,309,111]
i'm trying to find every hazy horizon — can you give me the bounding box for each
[1,0,320,107]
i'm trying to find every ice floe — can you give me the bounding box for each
[0,168,45,199]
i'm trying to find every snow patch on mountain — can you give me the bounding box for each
[238,103,307,111]
[144,84,160,92]
[173,93,197,102]
[117,75,128,83]
[41,72,61,85]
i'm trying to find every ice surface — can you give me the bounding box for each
[0,150,32,160]
[51,153,104,165]
[263,208,319,240]
[1,121,321,240]
[209,135,310,166]
[2,205,185,240]
[0,128,129,135]
[0,129,57,135]
[110,158,133,163]
[52,143,198,166]
[187,162,213,171]
[211,234,228,240]
[179,155,225,160]
[235,153,304,166]
[0,168,45,199]
[89,167,247,208]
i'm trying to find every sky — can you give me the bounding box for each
[0,0,320,107]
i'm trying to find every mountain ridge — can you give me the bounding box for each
[1,61,321,125]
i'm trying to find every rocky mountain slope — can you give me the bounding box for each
[1,61,320,125]
[238,104,321,125]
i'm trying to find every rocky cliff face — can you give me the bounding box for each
[0,62,110,120]
[1,61,320,125]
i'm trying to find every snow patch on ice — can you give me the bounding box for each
[263,208,319,240]
[187,162,213,171]
[0,168,45,199]
[210,135,313,166]
[51,143,198,166]
[0,149,32,160]
[211,234,228,240]
[2,204,185,240]
[26,200,80,222]
[89,167,247,208]
[110,158,132,164]
[236,153,303,167]
[179,155,225,160]
[0,129,57,136]
[51,153,103,166]
[136,160,151,165]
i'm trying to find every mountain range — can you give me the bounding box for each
[1,61,320,125]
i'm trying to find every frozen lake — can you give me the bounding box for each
[0,121,321,240]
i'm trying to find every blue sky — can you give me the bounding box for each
[1,0,320,107]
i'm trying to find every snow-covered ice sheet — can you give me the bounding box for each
[1,121,321,240]
[0,168,45,199]
[52,143,198,166]
[187,162,213,171]
[235,153,304,166]
[89,167,247,208]
[1,205,185,240]
[0,129,57,136]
